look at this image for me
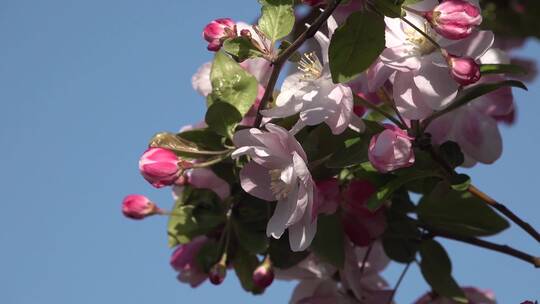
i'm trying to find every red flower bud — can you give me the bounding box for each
[252,263,274,289]
[203,18,236,52]
[121,195,161,220]
[448,55,481,86]
[209,262,227,285]
[425,0,482,40]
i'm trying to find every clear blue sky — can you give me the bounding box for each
[0,1,538,303]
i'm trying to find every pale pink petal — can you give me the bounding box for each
[239,162,276,201]
[394,72,433,120]
[445,30,494,59]
[413,64,459,110]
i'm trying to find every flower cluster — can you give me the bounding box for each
[121,0,538,302]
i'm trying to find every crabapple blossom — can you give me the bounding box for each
[414,286,496,303]
[261,17,364,135]
[427,48,514,166]
[313,178,340,216]
[139,147,188,188]
[425,0,482,40]
[170,236,208,287]
[203,18,236,51]
[232,123,316,251]
[121,195,162,220]
[371,0,494,119]
[369,124,415,173]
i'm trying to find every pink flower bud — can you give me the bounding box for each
[139,147,185,188]
[368,124,415,173]
[121,194,161,220]
[252,264,274,289]
[209,262,227,285]
[425,0,482,40]
[448,55,481,86]
[313,178,340,216]
[203,18,236,51]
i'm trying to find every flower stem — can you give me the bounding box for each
[355,94,405,129]
[387,262,411,304]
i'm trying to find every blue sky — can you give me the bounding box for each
[0,1,538,303]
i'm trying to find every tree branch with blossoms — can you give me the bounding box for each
[121,0,540,303]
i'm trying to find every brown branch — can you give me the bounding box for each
[468,185,540,243]
[427,145,540,244]
[428,227,540,268]
[253,0,343,127]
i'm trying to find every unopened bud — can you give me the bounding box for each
[203,18,236,52]
[425,0,482,40]
[252,260,274,289]
[448,55,481,86]
[121,195,161,220]
[209,262,227,285]
[139,147,190,188]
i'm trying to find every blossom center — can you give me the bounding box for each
[405,23,437,55]
[269,169,293,200]
[298,52,323,80]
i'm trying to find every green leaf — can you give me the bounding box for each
[310,214,345,268]
[382,215,421,263]
[367,171,441,211]
[232,196,270,255]
[258,0,295,42]
[450,173,471,192]
[210,51,258,117]
[329,11,385,83]
[480,63,527,76]
[373,0,404,18]
[428,80,527,124]
[167,187,225,247]
[268,234,309,269]
[178,128,225,151]
[419,240,467,303]
[223,37,265,62]
[205,101,242,138]
[233,248,263,294]
[418,186,510,237]
[438,141,465,168]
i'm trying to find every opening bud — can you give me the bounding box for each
[121,195,162,220]
[447,55,481,86]
[425,0,482,40]
[203,18,237,52]
[252,257,274,289]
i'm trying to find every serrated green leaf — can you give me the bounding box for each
[210,51,258,117]
[205,101,242,138]
[329,11,385,83]
[418,186,510,237]
[419,240,467,303]
[373,0,404,18]
[479,63,527,76]
[258,0,295,42]
[310,214,345,268]
[177,128,225,151]
[223,37,265,61]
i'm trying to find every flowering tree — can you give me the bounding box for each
[122,0,540,302]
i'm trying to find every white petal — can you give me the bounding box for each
[413,64,459,110]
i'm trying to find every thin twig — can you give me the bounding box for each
[253,0,344,127]
[428,227,540,268]
[355,95,405,128]
[427,146,540,244]
[468,185,540,243]
[387,262,411,304]
[399,16,441,50]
